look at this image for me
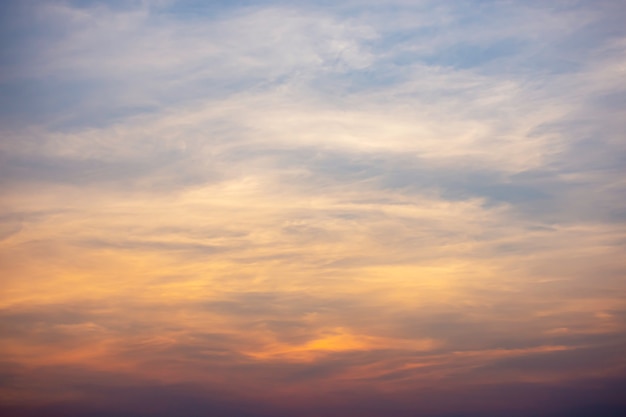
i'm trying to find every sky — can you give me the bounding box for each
[1,0,625,416]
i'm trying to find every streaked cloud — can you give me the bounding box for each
[1,0,625,416]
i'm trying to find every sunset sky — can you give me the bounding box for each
[1,1,625,416]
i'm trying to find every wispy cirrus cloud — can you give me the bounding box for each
[1,1,625,416]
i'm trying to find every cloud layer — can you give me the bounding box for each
[1,1,625,416]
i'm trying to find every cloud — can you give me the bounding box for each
[1,1,625,416]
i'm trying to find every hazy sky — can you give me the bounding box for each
[1,1,625,416]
